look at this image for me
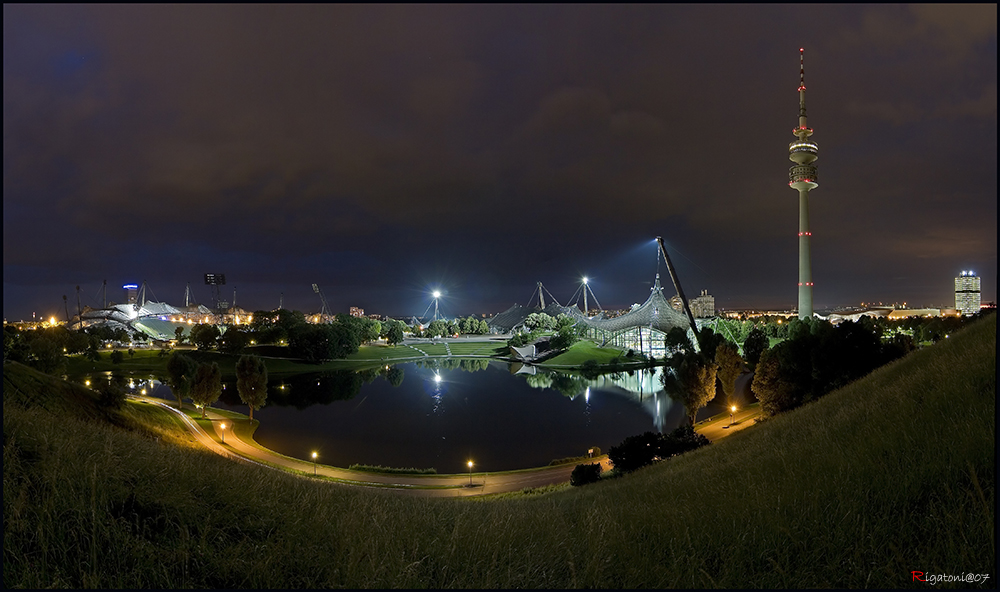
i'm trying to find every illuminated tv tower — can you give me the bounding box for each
[788,48,819,319]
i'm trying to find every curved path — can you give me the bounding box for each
[134,395,758,498]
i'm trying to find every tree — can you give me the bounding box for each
[383,320,405,346]
[361,319,382,343]
[662,349,717,426]
[236,355,268,423]
[191,362,222,418]
[524,312,555,331]
[742,328,769,369]
[696,327,725,362]
[715,340,744,407]
[189,324,221,349]
[165,352,199,408]
[110,349,125,364]
[426,320,448,338]
[174,325,186,343]
[549,324,578,350]
[288,324,332,363]
[219,326,250,354]
[664,327,693,354]
[751,346,801,416]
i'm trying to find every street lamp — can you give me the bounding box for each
[432,290,442,321]
[220,422,226,444]
[467,460,474,486]
[312,451,318,475]
[730,405,737,426]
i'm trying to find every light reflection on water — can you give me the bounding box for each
[74,361,734,472]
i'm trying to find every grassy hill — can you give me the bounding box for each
[4,315,994,588]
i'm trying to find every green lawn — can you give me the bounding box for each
[539,339,626,366]
[344,344,424,361]
[407,343,449,356]
[445,341,505,356]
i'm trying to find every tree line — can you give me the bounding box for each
[165,352,268,420]
[658,313,973,424]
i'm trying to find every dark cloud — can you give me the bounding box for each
[4,5,996,319]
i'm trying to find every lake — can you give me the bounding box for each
[92,361,727,472]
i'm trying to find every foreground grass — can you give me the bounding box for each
[4,315,995,588]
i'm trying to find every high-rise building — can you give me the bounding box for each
[123,283,138,304]
[955,271,981,315]
[690,290,716,318]
[788,49,819,320]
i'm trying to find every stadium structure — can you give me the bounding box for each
[487,239,703,358]
[74,281,221,341]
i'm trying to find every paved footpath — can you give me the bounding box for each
[135,395,759,498]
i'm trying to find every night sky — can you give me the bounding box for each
[4,5,996,321]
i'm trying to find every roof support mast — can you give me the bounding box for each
[656,236,699,341]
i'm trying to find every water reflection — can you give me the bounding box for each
[515,365,691,433]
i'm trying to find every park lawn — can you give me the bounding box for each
[65,348,171,376]
[445,341,504,356]
[539,339,626,366]
[408,343,450,356]
[344,344,422,361]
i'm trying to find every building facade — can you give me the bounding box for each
[689,290,715,318]
[955,271,981,315]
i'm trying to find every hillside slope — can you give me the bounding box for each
[3,315,994,588]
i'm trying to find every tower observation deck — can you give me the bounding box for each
[789,48,818,319]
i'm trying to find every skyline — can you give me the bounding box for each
[4,5,997,320]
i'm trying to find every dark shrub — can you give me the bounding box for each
[570,463,602,486]
[659,425,711,458]
[608,427,711,474]
[608,431,661,473]
[580,359,601,379]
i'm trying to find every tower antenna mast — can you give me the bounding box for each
[788,48,819,319]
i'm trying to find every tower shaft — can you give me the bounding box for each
[788,48,818,320]
[797,189,813,318]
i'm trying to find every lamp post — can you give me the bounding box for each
[312,451,318,475]
[730,406,737,427]
[220,422,226,444]
[467,460,474,486]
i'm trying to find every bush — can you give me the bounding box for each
[570,463,602,486]
[608,427,711,474]
[608,432,661,473]
[659,425,710,458]
[97,375,128,410]
[580,359,600,379]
